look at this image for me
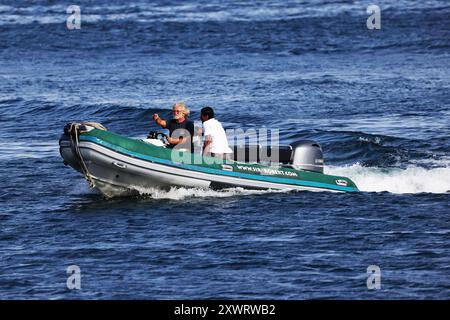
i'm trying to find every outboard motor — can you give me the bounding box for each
[290,140,324,173]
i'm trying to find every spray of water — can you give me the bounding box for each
[130,186,292,200]
[327,164,450,194]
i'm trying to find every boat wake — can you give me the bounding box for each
[104,163,450,199]
[131,163,450,197]
[327,164,450,194]
[130,186,292,200]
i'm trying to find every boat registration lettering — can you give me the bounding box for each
[236,165,298,177]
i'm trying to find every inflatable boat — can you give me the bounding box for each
[59,122,359,198]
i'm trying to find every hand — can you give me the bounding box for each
[166,136,175,145]
[166,136,182,145]
[152,113,160,121]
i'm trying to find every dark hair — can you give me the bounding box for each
[201,106,214,119]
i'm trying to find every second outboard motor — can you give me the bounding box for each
[290,140,324,173]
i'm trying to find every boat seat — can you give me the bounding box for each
[232,145,292,164]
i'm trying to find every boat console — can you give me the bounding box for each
[232,140,324,173]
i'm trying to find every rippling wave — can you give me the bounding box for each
[1,0,449,299]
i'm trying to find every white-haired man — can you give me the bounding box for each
[152,102,194,152]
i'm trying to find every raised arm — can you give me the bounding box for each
[152,113,167,128]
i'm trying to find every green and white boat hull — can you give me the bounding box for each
[59,126,359,198]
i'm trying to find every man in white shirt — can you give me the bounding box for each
[200,106,233,159]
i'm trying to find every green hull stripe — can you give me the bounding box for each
[80,135,359,192]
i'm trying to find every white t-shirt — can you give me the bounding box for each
[203,118,233,154]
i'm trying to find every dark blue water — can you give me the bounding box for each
[0,0,449,299]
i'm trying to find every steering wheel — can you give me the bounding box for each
[147,131,168,141]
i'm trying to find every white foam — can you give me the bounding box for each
[357,136,381,145]
[0,141,58,160]
[0,5,13,13]
[130,186,291,200]
[327,163,450,194]
[1,0,438,25]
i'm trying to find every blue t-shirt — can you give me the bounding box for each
[164,119,195,152]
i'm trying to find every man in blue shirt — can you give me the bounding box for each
[152,102,195,152]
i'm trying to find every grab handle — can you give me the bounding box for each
[112,161,127,169]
